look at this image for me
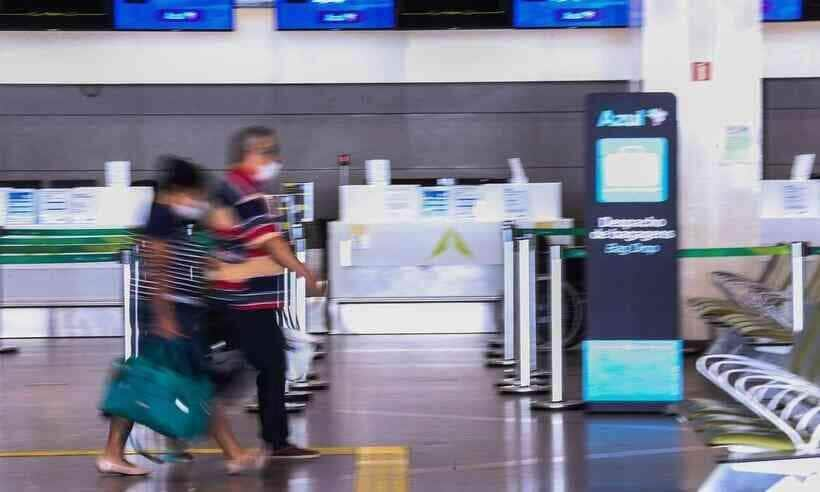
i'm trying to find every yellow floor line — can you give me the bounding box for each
[0,446,355,459]
[0,445,412,491]
[355,446,410,492]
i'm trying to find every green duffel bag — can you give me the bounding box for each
[100,340,213,441]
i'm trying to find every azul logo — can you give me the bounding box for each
[597,108,669,128]
[431,228,473,259]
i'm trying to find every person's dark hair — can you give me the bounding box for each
[227,126,277,165]
[157,155,206,192]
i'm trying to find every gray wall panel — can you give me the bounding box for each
[404,113,583,169]
[765,79,820,178]
[0,86,145,115]
[402,82,625,114]
[765,79,820,110]
[0,116,141,172]
[764,109,820,166]
[0,82,627,220]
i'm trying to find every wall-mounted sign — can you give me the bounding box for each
[421,187,451,219]
[584,92,681,412]
[451,186,481,219]
[692,61,712,81]
[39,189,70,225]
[70,189,99,225]
[6,189,37,226]
[782,182,812,217]
[502,185,530,219]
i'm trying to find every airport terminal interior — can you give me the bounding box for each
[4,1,820,491]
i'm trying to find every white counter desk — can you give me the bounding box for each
[761,180,820,245]
[328,183,571,335]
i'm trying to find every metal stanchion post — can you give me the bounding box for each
[487,224,517,367]
[287,224,329,392]
[121,250,134,359]
[295,234,308,335]
[0,253,18,355]
[500,235,549,395]
[792,242,806,334]
[532,245,583,410]
[278,266,318,400]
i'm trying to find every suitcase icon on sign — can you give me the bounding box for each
[596,138,668,203]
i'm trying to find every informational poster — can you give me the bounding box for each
[283,182,314,223]
[383,187,418,221]
[584,92,681,411]
[721,125,753,163]
[782,182,811,217]
[421,187,450,219]
[451,186,481,219]
[6,189,37,226]
[349,224,371,251]
[70,189,99,225]
[39,189,70,225]
[502,186,530,219]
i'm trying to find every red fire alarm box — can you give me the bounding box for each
[692,62,712,82]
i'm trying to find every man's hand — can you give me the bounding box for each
[303,269,321,296]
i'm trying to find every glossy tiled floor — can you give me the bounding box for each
[0,335,719,491]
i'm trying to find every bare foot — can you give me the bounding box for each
[226,450,266,475]
[96,456,150,476]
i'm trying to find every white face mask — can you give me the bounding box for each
[171,201,208,222]
[255,160,283,182]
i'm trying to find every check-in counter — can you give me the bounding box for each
[328,183,571,334]
[0,187,152,338]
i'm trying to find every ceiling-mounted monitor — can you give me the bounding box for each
[764,0,802,21]
[397,0,512,29]
[512,0,808,29]
[114,0,234,30]
[276,0,396,30]
[235,0,273,6]
[513,0,629,28]
[0,0,113,30]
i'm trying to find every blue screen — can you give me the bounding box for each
[583,340,683,403]
[514,0,630,28]
[514,0,803,28]
[114,0,233,31]
[763,0,802,21]
[276,0,395,30]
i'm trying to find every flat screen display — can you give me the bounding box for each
[0,0,113,30]
[514,0,629,28]
[583,340,683,403]
[398,0,512,29]
[764,0,802,21]
[276,0,395,30]
[114,0,233,30]
[513,0,806,28]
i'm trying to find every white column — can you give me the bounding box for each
[641,0,763,340]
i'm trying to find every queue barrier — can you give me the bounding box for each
[498,227,810,413]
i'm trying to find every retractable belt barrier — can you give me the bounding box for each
[499,227,810,416]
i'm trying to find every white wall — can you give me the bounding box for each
[764,21,820,78]
[0,9,636,84]
[0,8,817,84]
